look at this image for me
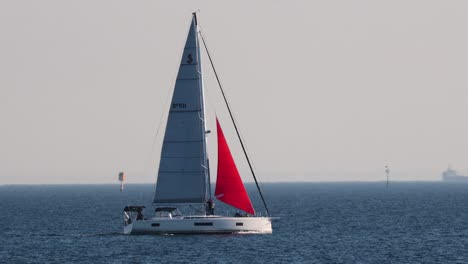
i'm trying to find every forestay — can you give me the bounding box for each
[154,15,208,204]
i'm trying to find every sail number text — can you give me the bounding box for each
[172,103,187,109]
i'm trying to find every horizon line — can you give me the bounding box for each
[0,180,447,186]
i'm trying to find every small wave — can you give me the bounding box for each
[42,233,62,237]
[79,232,123,237]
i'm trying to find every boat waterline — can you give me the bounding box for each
[124,216,272,235]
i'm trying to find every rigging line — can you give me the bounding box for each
[198,29,271,217]
[225,104,263,194]
[228,107,261,181]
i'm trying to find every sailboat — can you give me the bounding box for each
[123,13,273,234]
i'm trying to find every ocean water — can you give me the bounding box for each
[2,182,468,263]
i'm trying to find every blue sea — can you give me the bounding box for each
[2,182,468,263]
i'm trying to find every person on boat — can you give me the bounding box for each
[206,199,215,215]
[136,209,144,220]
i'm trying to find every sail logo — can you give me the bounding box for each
[187,54,193,64]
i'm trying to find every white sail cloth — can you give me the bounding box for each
[154,16,208,204]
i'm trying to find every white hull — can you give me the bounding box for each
[124,216,272,235]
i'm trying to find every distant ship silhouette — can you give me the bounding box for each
[442,166,468,181]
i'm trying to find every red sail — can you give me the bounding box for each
[215,118,255,215]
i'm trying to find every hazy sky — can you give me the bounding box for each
[1,1,468,184]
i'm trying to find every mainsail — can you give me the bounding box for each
[215,118,255,215]
[154,15,209,204]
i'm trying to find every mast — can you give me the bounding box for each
[198,30,271,217]
[193,12,211,208]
